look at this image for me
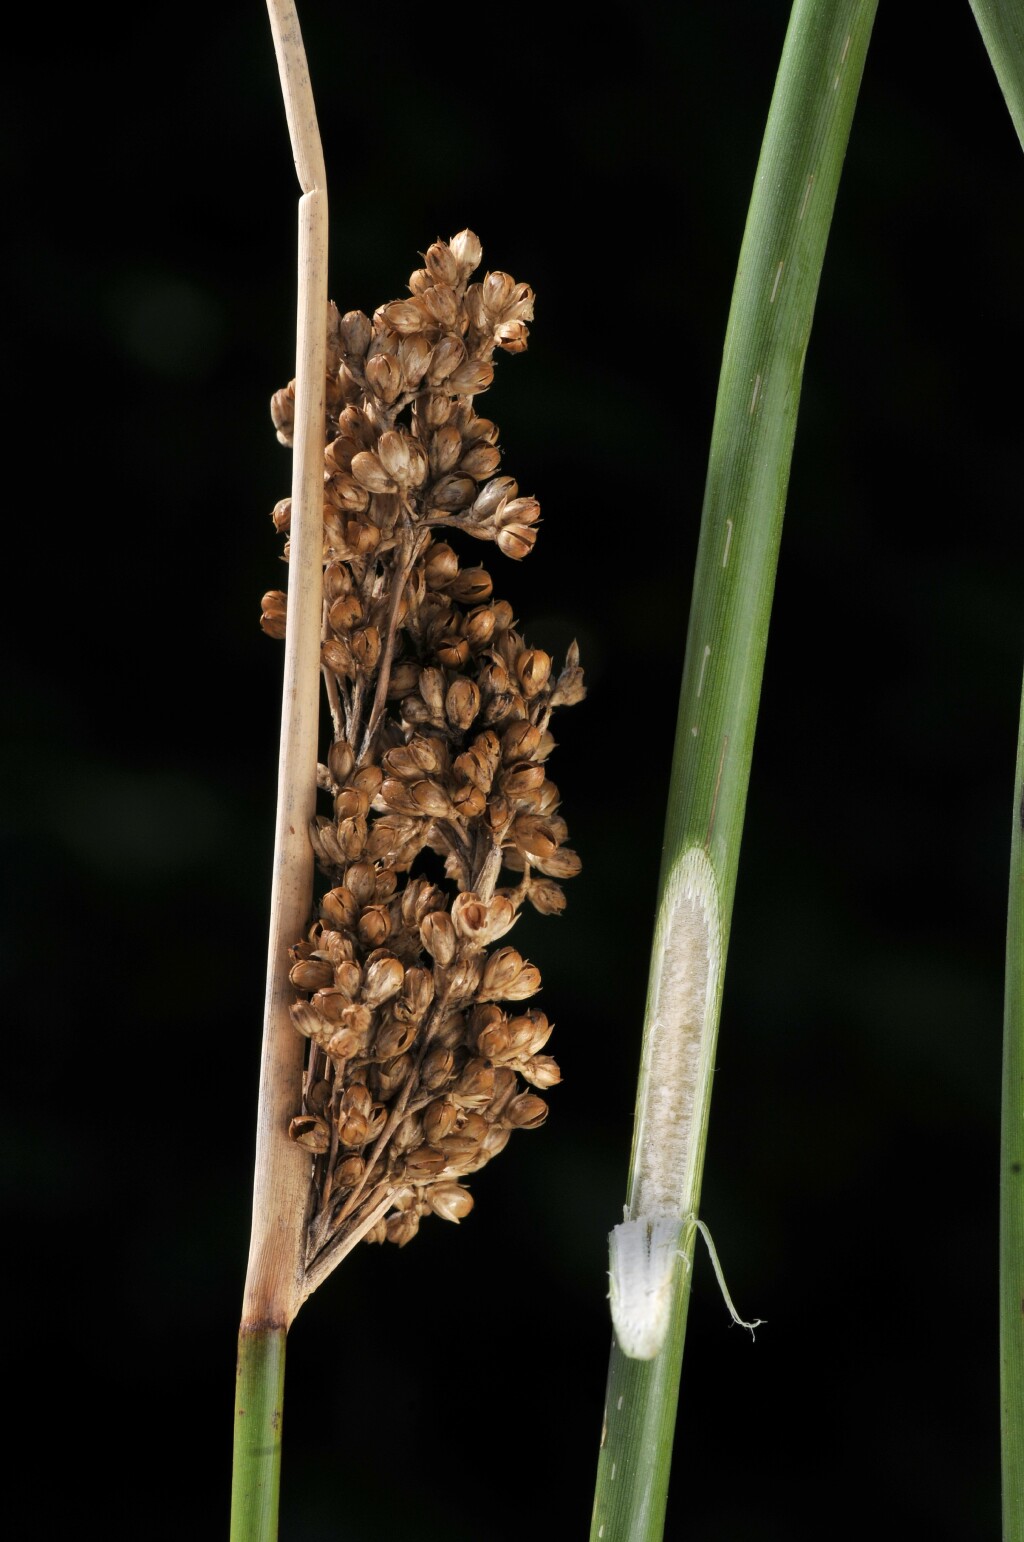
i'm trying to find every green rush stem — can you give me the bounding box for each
[231,1328,288,1542]
[590,3,877,1538]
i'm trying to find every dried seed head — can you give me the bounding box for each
[269,236,583,1252]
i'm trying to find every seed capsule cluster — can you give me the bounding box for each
[263,232,584,1260]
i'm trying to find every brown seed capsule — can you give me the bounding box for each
[427,1183,474,1223]
[516,649,552,698]
[421,1046,455,1092]
[448,359,495,395]
[522,1054,561,1088]
[480,947,542,1002]
[290,1000,325,1041]
[339,309,372,356]
[508,1009,552,1055]
[357,903,392,948]
[362,953,405,1008]
[453,1058,495,1107]
[500,762,548,800]
[334,786,370,821]
[375,1016,418,1059]
[446,677,481,731]
[289,957,335,993]
[383,298,427,334]
[351,626,382,673]
[430,473,477,512]
[497,523,538,559]
[328,594,364,633]
[450,228,483,276]
[536,846,582,880]
[426,334,467,384]
[420,909,456,966]
[451,782,487,819]
[505,1092,549,1129]
[424,241,459,287]
[437,953,484,1004]
[451,891,518,946]
[391,1112,424,1156]
[337,1109,369,1148]
[422,1098,458,1144]
[459,443,502,482]
[271,497,292,533]
[527,879,567,915]
[289,1114,330,1153]
[335,1155,365,1189]
[271,381,296,444]
[260,590,288,640]
[495,320,530,353]
[418,666,447,719]
[322,637,354,679]
[401,1145,447,1179]
[449,566,493,605]
[349,449,397,494]
[396,332,432,390]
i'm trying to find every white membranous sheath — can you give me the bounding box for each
[608,846,721,1360]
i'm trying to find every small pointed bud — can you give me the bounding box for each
[422,391,453,428]
[290,1000,325,1041]
[418,666,447,718]
[424,241,459,287]
[482,271,516,316]
[421,1045,455,1092]
[336,1155,365,1189]
[351,626,382,673]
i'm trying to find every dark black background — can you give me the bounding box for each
[3,3,1021,1538]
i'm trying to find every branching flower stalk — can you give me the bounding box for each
[261,233,585,1287]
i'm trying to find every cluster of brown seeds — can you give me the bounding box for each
[262,231,584,1261]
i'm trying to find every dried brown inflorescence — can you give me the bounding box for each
[262,230,584,1268]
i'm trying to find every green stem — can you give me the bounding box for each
[231,1327,287,1542]
[590,3,876,1537]
[1001,679,1024,1542]
[969,0,1024,150]
[965,14,1024,1536]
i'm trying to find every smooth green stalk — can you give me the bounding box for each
[231,1328,287,1542]
[590,3,876,1537]
[970,0,1024,149]
[1001,680,1024,1541]
[966,14,1024,1535]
